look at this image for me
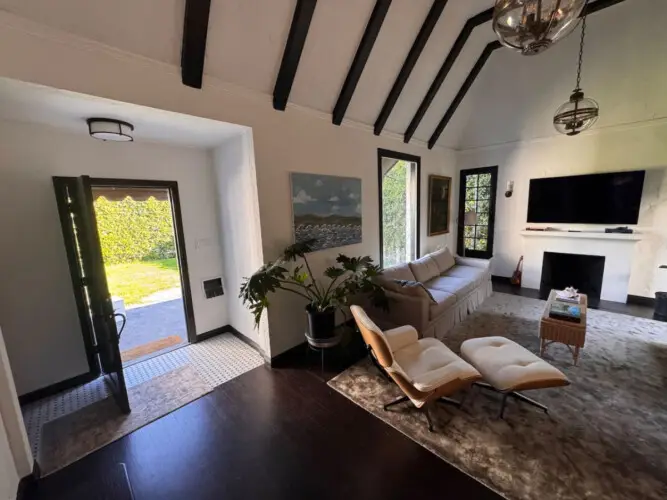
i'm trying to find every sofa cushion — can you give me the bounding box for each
[427,289,457,319]
[393,280,437,303]
[381,263,415,282]
[426,276,476,299]
[430,247,456,273]
[409,255,440,283]
[443,265,487,285]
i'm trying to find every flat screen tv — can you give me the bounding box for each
[527,170,645,224]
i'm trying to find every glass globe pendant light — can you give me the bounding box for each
[553,15,599,136]
[493,0,588,55]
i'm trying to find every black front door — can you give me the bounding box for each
[53,176,130,413]
[457,166,498,260]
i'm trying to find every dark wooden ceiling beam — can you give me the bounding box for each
[373,0,448,136]
[273,0,318,111]
[332,0,392,125]
[181,0,212,89]
[425,0,627,149]
[427,41,501,149]
[583,0,626,16]
[403,7,493,143]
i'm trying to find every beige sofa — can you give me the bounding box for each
[371,248,493,339]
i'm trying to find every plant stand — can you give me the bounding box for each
[305,332,343,377]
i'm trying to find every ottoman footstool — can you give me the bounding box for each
[460,336,570,418]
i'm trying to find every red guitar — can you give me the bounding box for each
[511,256,524,286]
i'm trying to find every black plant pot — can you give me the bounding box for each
[306,305,336,340]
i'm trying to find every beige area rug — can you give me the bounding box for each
[40,365,213,475]
[329,293,667,500]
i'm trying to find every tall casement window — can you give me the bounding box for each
[378,149,421,268]
[457,166,498,260]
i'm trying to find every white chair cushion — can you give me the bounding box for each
[394,338,481,393]
[409,255,440,283]
[383,325,419,353]
[460,336,569,392]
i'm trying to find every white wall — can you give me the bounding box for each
[254,110,456,355]
[445,0,667,149]
[0,11,456,359]
[213,131,270,357]
[0,327,32,500]
[0,415,18,500]
[0,120,228,395]
[457,120,667,298]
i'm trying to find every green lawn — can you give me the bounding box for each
[105,258,181,306]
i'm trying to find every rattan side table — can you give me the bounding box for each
[540,290,588,366]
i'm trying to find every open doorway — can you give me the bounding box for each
[378,149,421,268]
[90,181,195,365]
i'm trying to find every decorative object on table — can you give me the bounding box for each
[549,302,581,323]
[493,0,587,55]
[540,289,588,365]
[553,13,599,136]
[462,210,477,257]
[427,175,452,236]
[556,286,581,303]
[290,173,362,251]
[510,255,523,286]
[504,180,514,198]
[240,238,387,342]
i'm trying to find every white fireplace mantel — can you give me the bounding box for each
[520,230,643,241]
[520,230,642,303]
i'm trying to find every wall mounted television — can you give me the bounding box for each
[527,170,646,225]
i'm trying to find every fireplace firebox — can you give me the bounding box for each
[540,252,605,308]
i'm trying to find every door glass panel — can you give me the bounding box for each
[381,157,419,267]
[460,168,497,258]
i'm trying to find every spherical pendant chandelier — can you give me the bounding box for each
[553,16,599,136]
[493,0,588,55]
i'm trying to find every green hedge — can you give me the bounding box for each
[94,196,177,264]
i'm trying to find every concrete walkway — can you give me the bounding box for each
[118,298,187,352]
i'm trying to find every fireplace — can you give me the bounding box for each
[540,252,605,308]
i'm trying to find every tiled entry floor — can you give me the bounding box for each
[22,334,264,459]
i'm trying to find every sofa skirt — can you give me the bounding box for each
[427,279,494,339]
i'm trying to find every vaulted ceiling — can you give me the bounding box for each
[0,0,638,150]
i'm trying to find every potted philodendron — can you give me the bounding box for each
[240,239,387,340]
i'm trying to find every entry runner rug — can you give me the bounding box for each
[329,293,667,500]
[39,365,212,475]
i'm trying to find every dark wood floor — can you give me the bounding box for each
[25,362,501,500]
[24,283,653,499]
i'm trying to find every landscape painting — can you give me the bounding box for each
[290,173,362,251]
[428,175,452,236]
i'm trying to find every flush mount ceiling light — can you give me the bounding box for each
[553,15,599,136]
[87,118,134,142]
[493,0,587,55]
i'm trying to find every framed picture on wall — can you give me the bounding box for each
[428,175,452,236]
